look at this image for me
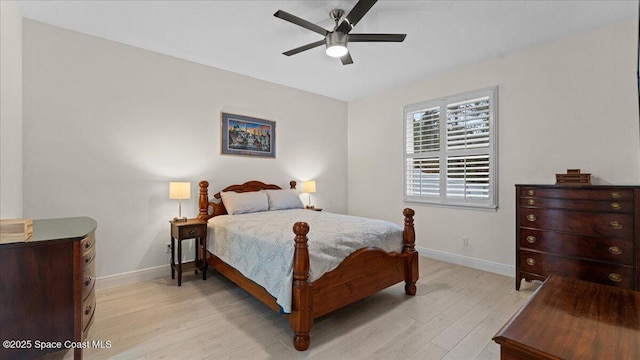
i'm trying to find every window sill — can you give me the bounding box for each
[403,199,498,212]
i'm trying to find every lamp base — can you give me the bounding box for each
[173,216,188,222]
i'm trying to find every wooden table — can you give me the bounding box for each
[493,275,640,360]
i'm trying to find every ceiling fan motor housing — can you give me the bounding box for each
[326,31,348,57]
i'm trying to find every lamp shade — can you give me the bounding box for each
[169,182,191,200]
[302,181,316,193]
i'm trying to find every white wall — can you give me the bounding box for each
[16,16,640,280]
[0,1,23,219]
[22,20,348,278]
[348,19,640,270]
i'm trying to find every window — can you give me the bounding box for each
[403,87,498,209]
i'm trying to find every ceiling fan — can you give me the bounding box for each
[274,0,406,65]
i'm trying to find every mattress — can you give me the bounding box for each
[206,209,403,313]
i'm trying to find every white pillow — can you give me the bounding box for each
[220,191,269,215]
[262,189,304,210]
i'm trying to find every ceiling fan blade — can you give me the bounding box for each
[274,10,328,36]
[341,52,354,65]
[283,40,326,56]
[348,33,407,42]
[336,0,378,34]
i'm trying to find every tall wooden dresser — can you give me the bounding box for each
[0,217,97,360]
[516,185,639,291]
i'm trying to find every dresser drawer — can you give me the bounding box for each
[519,187,634,201]
[82,242,96,269]
[82,259,96,301]
[82,289,96,333]
[519,251,634,289]
[519,197,633,213]
[519,229,633,265]
[519,208,633,238]
[81,234,96,255]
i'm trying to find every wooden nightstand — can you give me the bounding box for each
[170,218,207,286]
[305,207,323,211]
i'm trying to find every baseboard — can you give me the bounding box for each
[416,246,514,278]
[96,265,167,290]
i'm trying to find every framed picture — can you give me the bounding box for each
[221,113,276,158]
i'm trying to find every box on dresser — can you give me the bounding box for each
[0,217,97,360]
[516,185,639,291]
[0,219,33,244]
[555,168,591,185]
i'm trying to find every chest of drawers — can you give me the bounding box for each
[0,217,97,360]
[516,185,639,290]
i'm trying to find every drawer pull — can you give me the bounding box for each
[527,199,535,206]
[84,242,92,249]
[84,277,92,287]
[610,202,621,210]
[189,229,197,236]
[608,246,622,255]
[608,273,622,283]
[84,256,91,263]
[527,190,535,196]
[85,305,93,316]
[526,236,536,244]
[610,192,621,199]
[526,214,536,222]
[608,221,622,230]
[526,258,536,266]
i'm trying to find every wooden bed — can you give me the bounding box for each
[197,180,418,351]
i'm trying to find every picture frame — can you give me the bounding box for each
[220,112,276,158]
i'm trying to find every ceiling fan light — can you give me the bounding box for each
[326,44,348,58]
[326,32,348,58]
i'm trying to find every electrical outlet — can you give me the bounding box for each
[462,237,469,246]
[165,243,172,254]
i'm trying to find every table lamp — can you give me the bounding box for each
[169,182,191,222]
[302,180,316,209]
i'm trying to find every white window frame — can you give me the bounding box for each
[403,86,498,210]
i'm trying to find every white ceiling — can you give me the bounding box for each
[17,0,638,101]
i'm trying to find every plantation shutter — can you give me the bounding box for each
[403,87,497,209]
[445,96,491,200]
[404,105,441,198]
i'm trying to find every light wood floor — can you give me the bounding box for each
[43,257,540,360]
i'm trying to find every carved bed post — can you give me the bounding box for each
[289,222,313,351]
[403,208,418,295]
[290,181,297,189]
[198,181,210,220]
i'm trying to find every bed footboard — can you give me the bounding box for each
[288,208,417,351]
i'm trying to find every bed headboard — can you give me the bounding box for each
[198,180,297,220]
